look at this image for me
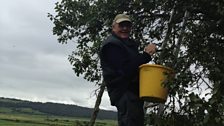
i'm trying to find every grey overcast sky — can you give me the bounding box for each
[0,0,116,111]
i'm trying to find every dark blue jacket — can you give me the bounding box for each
[100,33,151,105]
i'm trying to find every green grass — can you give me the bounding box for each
[0,107,117,126]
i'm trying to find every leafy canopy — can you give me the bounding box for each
[49,0,224,125]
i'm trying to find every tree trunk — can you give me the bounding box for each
[89,81,106,126]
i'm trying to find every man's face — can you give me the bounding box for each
[112,21,132,39]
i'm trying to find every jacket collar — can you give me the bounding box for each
[111,32,136,46]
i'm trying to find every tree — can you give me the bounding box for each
[48,0,224,125]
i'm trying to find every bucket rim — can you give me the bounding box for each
[139,64,173,71]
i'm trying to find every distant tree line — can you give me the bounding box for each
[0,97,116,120]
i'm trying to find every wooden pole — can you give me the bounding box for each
[89,81,106,126]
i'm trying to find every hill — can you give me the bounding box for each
[0,97,117,120]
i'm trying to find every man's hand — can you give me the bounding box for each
[144,44,157,56]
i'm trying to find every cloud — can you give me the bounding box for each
[0,0,115,111]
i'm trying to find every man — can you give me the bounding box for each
[99,14,156,126]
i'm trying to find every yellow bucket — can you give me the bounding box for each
[139,64,173,103]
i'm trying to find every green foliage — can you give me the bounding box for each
[49,0,224,125]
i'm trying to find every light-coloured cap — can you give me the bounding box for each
[113,14,131,24]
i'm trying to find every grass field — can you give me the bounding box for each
[0,107,117,126]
